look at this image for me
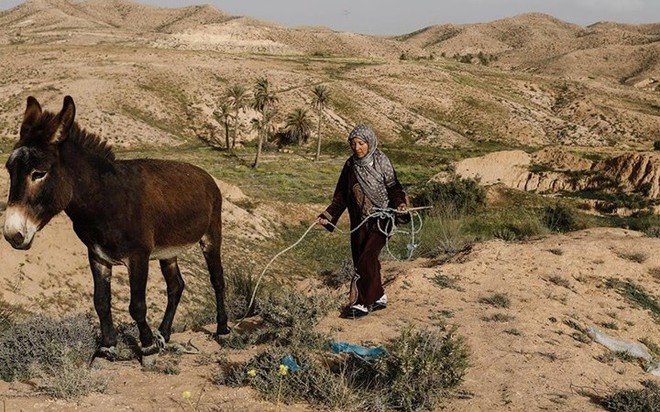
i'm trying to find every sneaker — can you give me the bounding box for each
[344,304,369,318]
[371,295,388,312]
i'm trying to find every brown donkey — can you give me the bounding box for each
[3,96,230,360]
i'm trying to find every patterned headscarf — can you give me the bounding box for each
[348,124,397,208]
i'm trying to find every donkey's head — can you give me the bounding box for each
[3,96,76,249]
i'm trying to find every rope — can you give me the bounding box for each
[236,221,318,326]
[233,206,432,328]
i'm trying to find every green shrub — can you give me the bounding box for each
[412,176,486,216]
[370,325,469,411]
[465,206,548,241]
[543,203,584,232]
[219,325,470,411]
[220,287,339,349]
[217,347,364,409]
[415,202,472,258]
[653,141,660,151]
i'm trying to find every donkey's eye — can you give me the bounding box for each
[31,170,47,181]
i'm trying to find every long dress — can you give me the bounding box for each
[319,157,407,307]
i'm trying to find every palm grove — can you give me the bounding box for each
[212,78,331,168]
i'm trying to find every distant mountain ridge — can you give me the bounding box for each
[2,2,657,83]
[0,0,657,150]
[0,0,232,33]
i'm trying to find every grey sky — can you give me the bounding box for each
[1,0,658,35]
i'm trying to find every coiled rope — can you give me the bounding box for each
[234,206,432,327]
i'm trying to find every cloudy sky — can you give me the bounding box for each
[1,0,658,35]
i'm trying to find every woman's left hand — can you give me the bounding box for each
[397,203,407,213]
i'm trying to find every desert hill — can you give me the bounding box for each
[0,0,232,35]
[402,13,660,83]
[0,1,657,150]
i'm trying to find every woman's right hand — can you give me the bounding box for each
[316,216,329,226]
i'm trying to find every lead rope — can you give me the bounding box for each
[234,206,432,328]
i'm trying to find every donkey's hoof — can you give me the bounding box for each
[97,346,118,361]
[141,353,159,367]
[217,325,231,336]
[141,342,161,357]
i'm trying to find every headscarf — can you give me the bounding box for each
[348,124,397,209]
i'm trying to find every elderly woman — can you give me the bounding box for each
[317,124,407,318]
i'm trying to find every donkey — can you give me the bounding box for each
[3,96,230,359]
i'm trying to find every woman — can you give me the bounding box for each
[317,124,407,318]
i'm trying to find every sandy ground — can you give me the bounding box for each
[1,162,659,411]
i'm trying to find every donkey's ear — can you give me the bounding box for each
[50,95,76,145]
[23,96,42,125]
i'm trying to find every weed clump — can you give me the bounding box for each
[479,293,511,308]
[599,380,660,412]
[0,312,106,398]
[221,287,339,349]
[370,326,469,411]
[412,176,486,215]
[218,325,469,412]
[543,203,584,232]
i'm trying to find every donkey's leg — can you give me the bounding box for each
[200,234,230,336]
[157,257,185,343]
[127,254,158,355]
[89,253,117,351]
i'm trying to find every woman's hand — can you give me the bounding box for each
[397,203,407,213]
[316,216,329,226]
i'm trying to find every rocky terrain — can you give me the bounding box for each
[0,1,659,411]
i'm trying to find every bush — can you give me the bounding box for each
[543,203,584,232]
[653,141,660,151]
[220,287,339,349]
[218,347,363,409]
[466,207,548,241]
[0,313,106,398]
[218,325,470,411]
[601,380,660,412]
[370,325,469,411]
[412,176,486,216]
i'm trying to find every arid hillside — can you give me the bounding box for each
[0,0,657,150]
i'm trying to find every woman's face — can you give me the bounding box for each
[350,137,369,159]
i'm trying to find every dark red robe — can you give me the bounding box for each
[319,158,407,307]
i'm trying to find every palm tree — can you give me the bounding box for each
[284,108,313,146]
[226,84,247,149]
[311,85,330,161]
[213,99,233,150]
[252,77,279,168]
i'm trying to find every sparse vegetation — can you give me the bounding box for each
[598,380,660,412]
[431,273,463,291]
[605,278,660,322]
[543,203,584,232]
[548,275,572,289]
[479,293,511,308]
[481,313,515,322]
[412,176,487,215]
[0,313,106,398]
[218,325,469,411]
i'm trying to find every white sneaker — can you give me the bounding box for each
[372,295,388,311]
[347,304,369,318]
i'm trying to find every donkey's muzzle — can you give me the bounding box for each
[4,231,32,250]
